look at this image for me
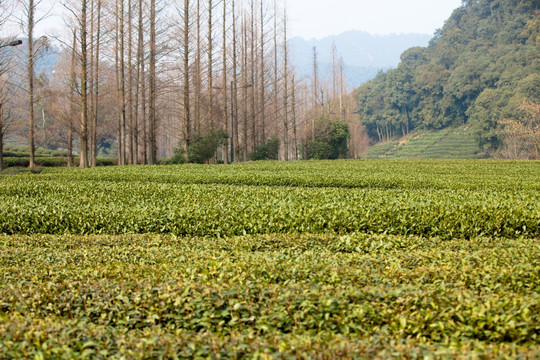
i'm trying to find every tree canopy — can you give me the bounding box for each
[356,0,539,153]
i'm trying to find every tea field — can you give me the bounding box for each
[0,160,539,358]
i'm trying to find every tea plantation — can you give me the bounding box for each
[0,160,539,358]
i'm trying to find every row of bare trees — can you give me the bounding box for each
[1,0,365,168]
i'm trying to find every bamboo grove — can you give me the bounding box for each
[0,0,362,168]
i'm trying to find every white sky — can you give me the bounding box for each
[286,0,463,39]
[8,0,464,40]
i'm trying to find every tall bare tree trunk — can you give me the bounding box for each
[232,0,239,162]
[250,0,256,151]
[27,0,35,168]
[331,41,337,104]
[88,0,94,166]
[115,0,120,165]
[0,104,4,171]
[312,46,318,142]
[282,7,289,161]
[183,0,191,152]
[91,0,101,167]
[136,0,144,164]
[195,0,201,137]
[259,0,265,144]
[241,11,249,161]
[148,0,157,164]
[68,30,77,167]
[119,0,126,165]
[222,0,228,164]
[128,0,135,164]
[80,0,89,168]
[207,0,214,131]
[272,0,278,148]
[291,74,297,160]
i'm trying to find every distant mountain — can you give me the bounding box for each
[290,31,432,88]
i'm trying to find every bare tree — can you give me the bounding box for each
[136,0,146,164]
[0,71,20,171]
[68,29,77,167]
[194,0,201,137]
[291,74,298,160]
[231,0,239,162]
[0,1,15,170]
[221,0,228,163]
[249,0,256,151]
[281,6,288,160]
[181,0,191,152]
[128,0,135,164]
[258,0,266,144]
[90,0,102,167]
[118,0,126,165]
[18,0,43,168]
[148,0,157,164]
[207,0,215,131]
[79,0,89,168]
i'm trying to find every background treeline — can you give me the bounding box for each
[0,0,364,169]
[356,0,539,159]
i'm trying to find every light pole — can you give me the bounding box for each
[0,40,23,50]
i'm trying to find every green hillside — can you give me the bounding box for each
[368,127,488,159]
[356,0,539,155]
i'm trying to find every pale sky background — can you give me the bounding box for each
[10,0,464,40]
[286,0,463,39]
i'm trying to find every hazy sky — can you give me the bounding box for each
[15,0,464,40]
[286,0,463,39]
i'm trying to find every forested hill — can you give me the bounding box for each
[355,0,539,153]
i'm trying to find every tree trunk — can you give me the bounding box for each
[119,0,126,166]
[259,0,265,144]
[222,0,228,164]
[27,0,35,168]
[273,0,278,151]
[291,74,298,160]
[282,8,289,161]
[183,0,191,152]
[89,0,94,166]
[68,30,77,168]
[80,0,89,168]
[250,0,256,151]
[91,0,101,167]
[207,0,214,131]
[195,0,201,138]
[148,0,157,164]
[232,0,239,162]
[136,0,144,164]
[128,0,135,164]
[0,104,4,171]
[241,12,249,161]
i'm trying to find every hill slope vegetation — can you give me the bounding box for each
[356,0,539,156]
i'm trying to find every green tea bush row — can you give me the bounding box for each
[0,178,537,238]
[2,157,117,168]
[33,159,540,192]
[1,234,539,358]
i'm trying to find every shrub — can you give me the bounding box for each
[250,137,280,161]
[305,118,350,160]
[187,129,228,164]
[171,148,187,165]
